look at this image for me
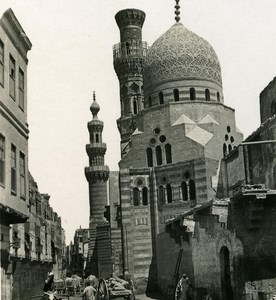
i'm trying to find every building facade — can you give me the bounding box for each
[0,9,66,300]
[112,6,243,293]
[84,4,276,299]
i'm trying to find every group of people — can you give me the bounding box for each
[43,271,96,300]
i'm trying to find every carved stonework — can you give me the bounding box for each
[144,22,222,89]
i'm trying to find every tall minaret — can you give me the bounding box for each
[113,9,147,156]
[85,92,109,275]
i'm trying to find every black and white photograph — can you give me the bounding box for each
[1,1,276,299]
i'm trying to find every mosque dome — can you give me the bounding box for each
[143,22,222,91]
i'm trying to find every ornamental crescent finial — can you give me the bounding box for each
[175,0,180,22]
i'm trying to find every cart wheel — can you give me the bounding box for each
[97,279,109,300]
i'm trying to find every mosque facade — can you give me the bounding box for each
[85,4,276,299]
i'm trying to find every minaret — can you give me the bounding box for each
[85,92,109,274]
[113,9,147,156]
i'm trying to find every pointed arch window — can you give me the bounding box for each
[205,89,210,101]
[159,92,164,105]
[223,143,227,157]
[146,148,153,167]
[133,100,138,115]
[142,187,148,205]
[126,42,130,55]
[96,133,99,143]
[217,92,220,102]
[190,88,196,100]
[181,181,188,201]
[189,179,196,200]
[148,96,152,108]
[271,100,276,116]
[158,185,165,204]
[166,184,172,203]
[133,188,139,206]
[165,143,172,164]
[156,145,162,165]
[174,89,179,102]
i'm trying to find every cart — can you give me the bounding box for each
[96,278,135,300]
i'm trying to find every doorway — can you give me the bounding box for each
[220,246,233,300]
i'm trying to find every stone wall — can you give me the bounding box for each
[1,260,52,300]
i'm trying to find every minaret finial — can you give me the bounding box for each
[175,0,180,22]
[90,91,100,119]
[93,91,96,101]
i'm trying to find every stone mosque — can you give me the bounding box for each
[85,2,276,299]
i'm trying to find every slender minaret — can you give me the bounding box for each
[113,9,147,156]
[85,92,109,275]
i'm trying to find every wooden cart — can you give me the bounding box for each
[96,278,135,300]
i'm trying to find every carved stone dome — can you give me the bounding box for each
[143,22,222,90]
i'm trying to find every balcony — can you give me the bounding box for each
[113,41,148,60]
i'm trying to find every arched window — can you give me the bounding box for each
[126,42,130,55]
[228,144,232,153]
[146,148,153,167]
[133,188,139,206]
[156,146,162,165]
[205,89,210,101]
[217,92,220,102]
[174,89,180,102]
[190,88,196,100]
[159,92,164,105]
[166,184,172,203]
[148,96,152,108]
[133,100,138,115]
[181,181,188,201]
[96,133,99,143]
[271,100,276,116]
[158,185,165,204]
[165,143,172,164]
[189,180,196,200]
[142,187,148,205]
[223,143,227,157]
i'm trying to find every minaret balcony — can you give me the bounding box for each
[86,143,107,156]
[113,41,148,60]
[85,166,110,182]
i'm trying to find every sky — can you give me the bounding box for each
[1,0,276,244]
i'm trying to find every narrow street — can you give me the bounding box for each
[69,293,166,300]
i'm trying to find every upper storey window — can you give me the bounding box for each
[190,88,196,100]
[19,152,26,199]
[11,144,16,193]
[19,69,25,111]
[9,55,15,100]
[0,40,4,87]
[174,89,179,102]
[0,134,5,185]
[159,92,164,105]
[205,89,210,101]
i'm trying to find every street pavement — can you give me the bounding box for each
[69,292,166,300]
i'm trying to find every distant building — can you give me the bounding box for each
[67,227,89,277]
[0,9,66,300]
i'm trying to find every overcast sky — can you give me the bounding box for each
[2,0,276,243]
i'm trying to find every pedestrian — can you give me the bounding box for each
[82,281,97,300]
[175,274,191,300]
[44,271,55,293]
